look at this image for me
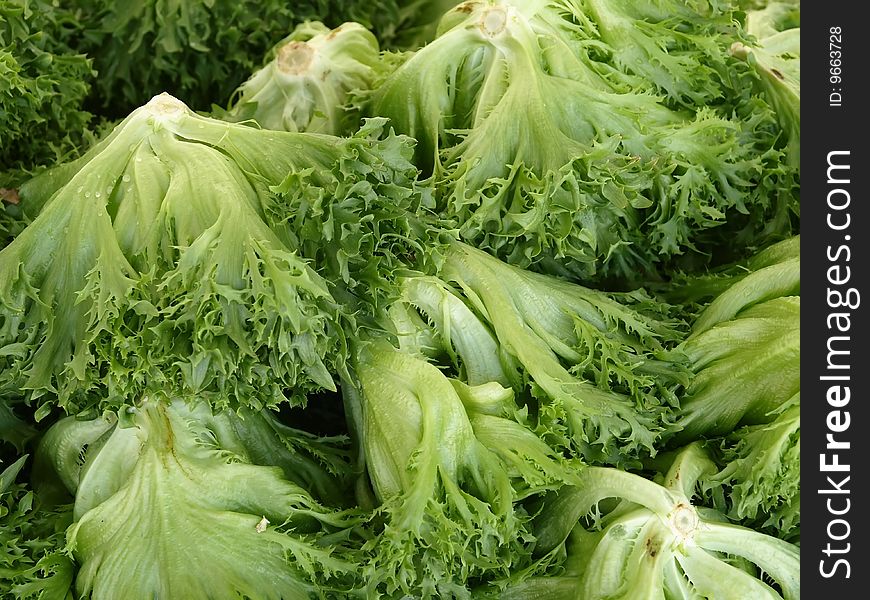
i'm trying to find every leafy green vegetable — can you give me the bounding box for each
[354,342,523,597]
[0,199,25,251]
[438,242,687,464]
[0,455,75,599]
[350,340,575,598]
[366,241,687,468]
[2,96,422,418]
[368,0,793,283]
[222,21,381,135]
[669,239,799,441]
[394,274,520,388]
[569,0,735,106]
[377,0,461,49]
[663,235,800,306]
[0,0,93,175]
[658,236,802,539]
[0,1,803,596]
[74,0,401,114]
[703,396,800,540]
[518,444,800,599]
[386,276,587,494]
[36,397,357,600]
[3,95,335,416]
[264,118,430,324]
[732,2,800,166]
[0,402,35,452]
[675,296,799,442]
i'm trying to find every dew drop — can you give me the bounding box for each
[95,191,102,199]
[122,174,132,183]
[84,192,91,198]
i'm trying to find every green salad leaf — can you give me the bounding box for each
[37,397,358,600]
[0,0,93,174]
[350,340,576,598]
[732,1,800,166]
[518,444,800,599]
[0,455,75,599]
[368,0,794,283]
[703,396,800,540]
[223,21,382,135]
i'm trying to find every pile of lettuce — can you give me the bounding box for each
[1,0,800,598]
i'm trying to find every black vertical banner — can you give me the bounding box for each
[803,2,868,595]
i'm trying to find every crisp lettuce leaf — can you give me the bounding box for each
[732,2,800,166]
[0,0,93,174]
[210,406,354,507]
[397,274,520,388]
[674,296,799,441]
[664,235,800,306]
[439,242,687,464]
[569,0,736,105]
[265,118,431,325]
[381,0,461,48]
[0,200,26,250]
[519,444,799,599]
[351,341,575,598]
[34,401,353,510]
[703,397,800,540]
[0,402,36,452]
[354,342,525,597]
[368,0,793,283]
[223,21,381,135]
[36,397,358,600]
[2,96,423,416]
[0,455,75,599]
[73,0,402,114]
[668,240,800,441]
